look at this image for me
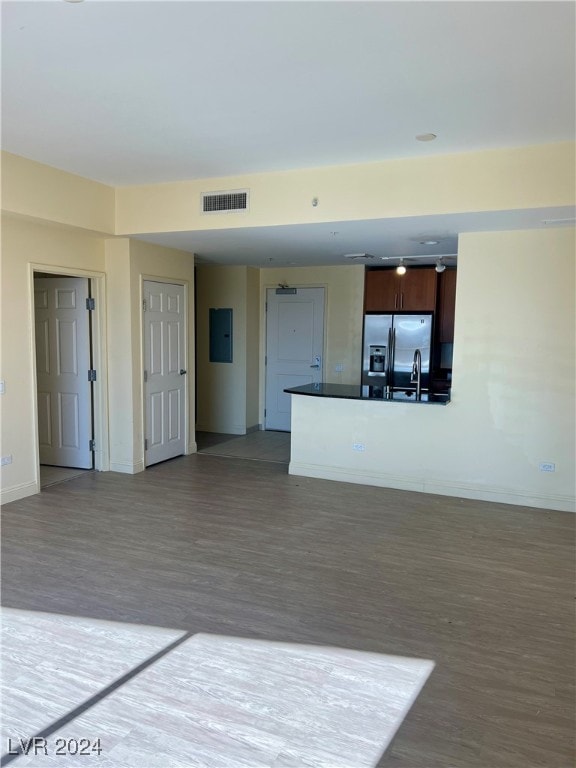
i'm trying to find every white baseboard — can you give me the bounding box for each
[109,460,145,474]
[1,480,39,505]
[288,462,576,514]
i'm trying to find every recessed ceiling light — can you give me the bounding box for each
[344,253,375,260]
[416,133,437,142]
[419,240,439,246]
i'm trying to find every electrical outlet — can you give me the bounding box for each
[0,380,5,394]
[539,462,555,472]
[1,455,13,466]
[334,363,344,373]
[352,443,365,452]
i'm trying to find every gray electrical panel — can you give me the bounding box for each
[209,308,233,363]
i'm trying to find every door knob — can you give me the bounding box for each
[180,369,187,375]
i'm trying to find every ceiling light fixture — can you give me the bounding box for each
[396,259,407,276]
[344,253,375,260]
[420,239,439,246]
[416,133,437,142]
[435,258,446,273]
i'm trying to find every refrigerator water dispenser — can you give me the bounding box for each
[369,345,386,373]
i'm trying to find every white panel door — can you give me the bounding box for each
[265,287,324,431]
[35,277,93,468]
[144,281,186,466]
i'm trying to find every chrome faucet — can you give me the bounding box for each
[411,348,422,401]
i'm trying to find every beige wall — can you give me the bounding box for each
[105,238,134,472]
[245,267,261,429]
[289,228,575,512]
[195,265,253,434]
[116,143,575,235]
[2,152,115,234]
[0,215,107,502]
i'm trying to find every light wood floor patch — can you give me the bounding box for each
[6,632,433,767]
[1,609,185,746]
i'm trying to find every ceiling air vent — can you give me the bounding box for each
[201,189,249,214]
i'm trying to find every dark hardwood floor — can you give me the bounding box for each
[1,453,574,768]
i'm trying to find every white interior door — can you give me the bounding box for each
[144,281,186,466]
[265,287,325,431]
[35,277,93,469]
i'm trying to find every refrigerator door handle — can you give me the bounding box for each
[387,326,395,388]
[391,327,396,387]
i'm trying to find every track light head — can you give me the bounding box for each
[435,259,446,273]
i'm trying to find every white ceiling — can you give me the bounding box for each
[2,0,575,266]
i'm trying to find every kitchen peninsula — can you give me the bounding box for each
[284,379,461,500]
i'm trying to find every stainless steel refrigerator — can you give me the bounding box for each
[362,314,433,395]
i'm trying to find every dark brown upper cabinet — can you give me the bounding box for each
[364,267,437,312]
[436,268,457,343]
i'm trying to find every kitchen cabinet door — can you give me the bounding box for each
[364,269,398,311]
[437,268,457,342]
[399,268,437,311]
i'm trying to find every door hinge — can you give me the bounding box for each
[89,439,96,451]
[265,302,268,312]
[88,369,97,382]
[145,438,148,450]
[142,299,147,312]
[265,355,267,365]
[86,297,95,311]
[264,408,267,416]
[144,370,148,382]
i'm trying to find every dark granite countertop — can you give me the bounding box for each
[284,382,451,404]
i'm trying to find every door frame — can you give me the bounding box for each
[260,282,327,430]
[30,264,110,489]
[139,275,191,468]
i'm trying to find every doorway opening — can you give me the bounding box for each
[33,269,107,490]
